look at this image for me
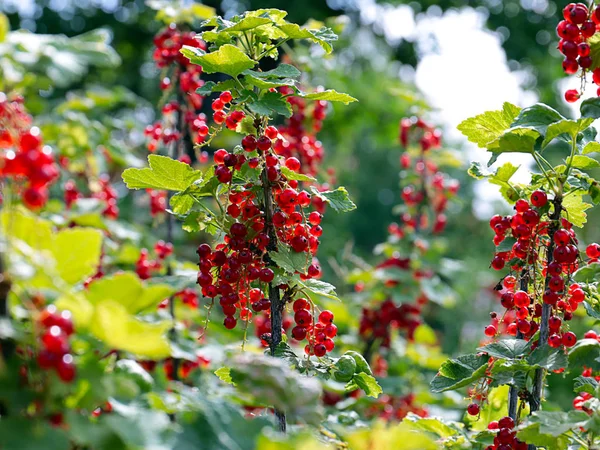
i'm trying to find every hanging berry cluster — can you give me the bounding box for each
[0,93,59,210]
[64,174,120,220]
[486,191,597,348]
[195,122,333,354]
[274,86,327,178]
[145,24,207,152]
[36,305,76,383]
[357,117,458,349]
[557,3,600,102]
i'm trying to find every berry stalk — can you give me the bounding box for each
[259,119,287,433]
[530,195,562,413]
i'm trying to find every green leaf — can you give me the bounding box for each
[583,141,600,155]
[581,96,600,119]
[244,64,301,79]
[247,91,293,118]
[490,360,529,388]
[91,300,172,358]
[244,75,296,90]
[527,345,568,370]
[430,353,489,393]
[589,32,600,71]
[0,418,70,450]
[270,242,308,274]
[214,367,235,385]
[584,300,600,319]
[488,127,538,154]
[169,191,196,215]
[566,155,600,169]
[542,118,594,147]
[227,353,323,426]
[496,237,517,253]
[309,186,356,212]
[402,415,460,439]
[180,44,256,77]
[104,401,173,449]
[569,338,600,371]
[469,162,520,189]
[86,272,175,314]
[574,262,600,282]
[0,13,9,43]
[457,102,521,148]
[574,376,599,395]
[517,423,569,450]
[298,279,340,302]
[280,166,316,182]
[122,155,203,191]
[276,24,337,53]
[478,339,531,359]
[561,193,592,227]
[522,410,590,437]
[346,372,382,398]
[296,89,357,104]
[53,228,103,285]
[195,79,237,96]
[114,359,154,391]
[511,103,565,135]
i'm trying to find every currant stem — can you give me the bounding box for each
[530,194,562,415]
[259,120,287,433]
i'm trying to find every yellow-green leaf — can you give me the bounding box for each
[122,155,203,191]
[180,44,255,77]
[457,102,521,148]
[91,300,171,358]
[562,193,592,227]
[52,228,102,285]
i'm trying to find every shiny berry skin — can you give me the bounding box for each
[563,58,579,74]
[586,243,600,259]
[242,135,257,152]
[548,333,562,348]
[484,325,497,337]
[56,354,76,382]
[514,290,530,308]
[291,326,307,340]
[313,344,327,357]
[224,316,237,329]
[554,229,570,246]
[293,298,310,311]
[257,136,272,151]
[562,331,577,347]
[530,190,548,207]
[219,91,232,103]
[498,416,514,429]
[319,310,334,324]
[467,403,480,416]
[294,309,311,326]
[265,126,278,140]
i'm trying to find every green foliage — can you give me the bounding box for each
[430,354,488,393]
[122,155,203,191]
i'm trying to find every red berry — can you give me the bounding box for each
[530,190,548,207]
[467,403,480,416]
[319,310,334,324]
[562,331,577,347]
[484,325,496,337]
[219,91,233,104]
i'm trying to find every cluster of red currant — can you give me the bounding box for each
[367,393,428,422]
[359,299,422,346]
[64,174,119,219]
[481,416,528,450]
[36,305,76,383]
[0,93,59,210]
[557,3,600,102]
[356,118,457,345]
[486,191,597,348]
[290,299,337,357]
[275,86,327,177]
[135,240,173,280]
[394,118,458,236]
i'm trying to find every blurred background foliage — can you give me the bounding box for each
[2,0,597,414]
